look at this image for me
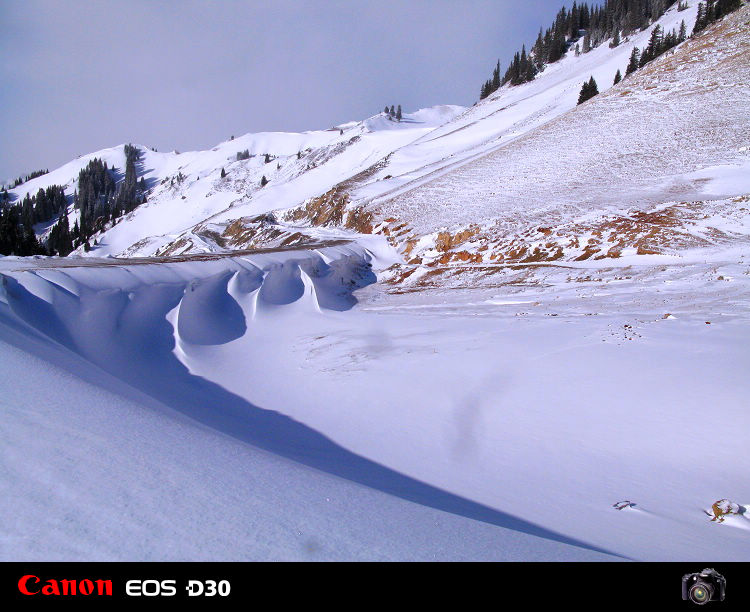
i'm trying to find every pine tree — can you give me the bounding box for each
[625,47,640,75]
[57,210,72,255]
[533,28,544,62]
[116,144,141,215]
[694,2,707,33]
[610,28,621,48]
[0,207,21,255]
[706,0,717,22]
[46,208,73,256]
[640,25,664,67]
[613,69,622,85]
[260,175,268,187]
[578,80,589,105]
[577,76,599,104]
[22,223,42,255]
[396,105,402,121]
[694,0,743,32]
[221,167,226,178]
[718,0,743,17]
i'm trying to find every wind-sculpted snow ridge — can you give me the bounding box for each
[3,243,749,560]
[0,247,621,560]
[0,244,379,336]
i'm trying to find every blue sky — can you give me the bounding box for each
[1,0,578,182]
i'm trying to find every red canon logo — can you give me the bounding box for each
[18,575,112,596]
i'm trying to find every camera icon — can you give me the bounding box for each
[682,568,726,605]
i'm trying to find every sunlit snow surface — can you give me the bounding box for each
[2,3,750,561]
[0,246,619,561]
[1,237,749,560]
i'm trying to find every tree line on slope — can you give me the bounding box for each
[488,0,743,103]
[618,0,742,83]
[0,144,148,256]
[568,0,742,107]
[481,0,682,100]
[4,169,49,190]
[0,207,44,256]
[75,144,147,246]
[692,0,743,33]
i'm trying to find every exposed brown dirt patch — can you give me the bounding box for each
[435,226,480,252]
[288,188,348,227]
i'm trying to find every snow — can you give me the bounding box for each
[2,3,749,562]
[0,249,618,561]
[686,160,750,199]
[2,6,717,261]
[351,3,704,210]
[1,319,619,561]
[372,4,749,239]
[5,105,466,259]
[4,6,715,263]
[2,237,749,560]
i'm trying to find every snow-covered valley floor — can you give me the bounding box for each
[1,239,748,561]
[2,3,748,564]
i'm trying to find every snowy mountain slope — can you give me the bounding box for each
[0,306,618,562]
[165,3,717,259]
[158,2,750,266]
[5,106,464,258]
[4,4,715,262]
[345,1,705,209]
[107,107,465,257]
[371,5,748,245]
[335,5,750,281]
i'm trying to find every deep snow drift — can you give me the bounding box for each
[2,3,749,562]
[0,246,618,561]
[1,236,749,560]
[0,298,615,562]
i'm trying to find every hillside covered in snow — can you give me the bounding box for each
[2,1,749,561]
